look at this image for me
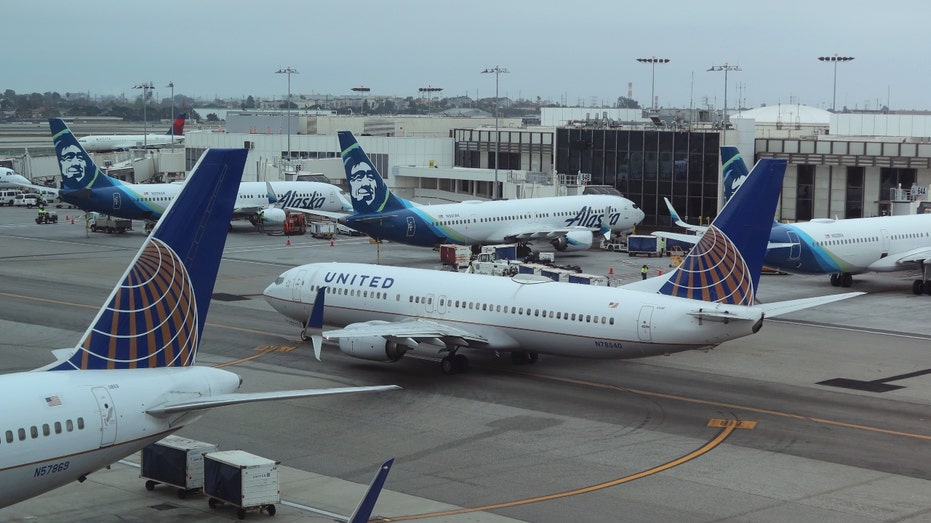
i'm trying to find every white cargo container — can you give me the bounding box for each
[204,450,280,519]
[140,435,219,498]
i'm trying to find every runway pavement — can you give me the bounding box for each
[2,206,931,522]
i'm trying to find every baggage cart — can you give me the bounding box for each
[140,435,218,498]
[204,450,280,519]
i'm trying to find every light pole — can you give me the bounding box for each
[276,66,299,165]
[636,57,669,110]
[706,63,741,145]
[166,81,175,149]
[418,86,443,111]
[133,81,154,147]
[818,55,854,112]
[482,65,509,200]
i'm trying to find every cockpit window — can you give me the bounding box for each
[274,276,284,285]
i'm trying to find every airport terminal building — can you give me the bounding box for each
[180,107,931,228]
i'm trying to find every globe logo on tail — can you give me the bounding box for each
[659,226,754,305]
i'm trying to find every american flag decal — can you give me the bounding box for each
[45,395,62,407]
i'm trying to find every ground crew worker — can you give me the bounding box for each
[641,264,648,280]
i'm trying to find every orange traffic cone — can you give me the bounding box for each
[286,238,291,246]
[330,239,334,247]
[657,269,663,276]
[608,266,614,275]
[71,218,75,224]
[65,215,69,221]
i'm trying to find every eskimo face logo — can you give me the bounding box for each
[349,161,381,208]
[59,144,89,186]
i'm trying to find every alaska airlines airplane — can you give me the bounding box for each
[665,146,931,293]
[50,118,351,227]
[264,157,861,375]
[297,131,644,251]
[0,147,397,508]
[77,114,187,152]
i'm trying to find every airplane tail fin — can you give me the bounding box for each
[168,113,187,137]
[49,148,248,370]
[721,145,750,203]
[49,118,117,191]
[337,131,408,214]
[657,157,787,305]
[347,458,394,523]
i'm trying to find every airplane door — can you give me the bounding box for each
[291,269,307,302]
[786,230,801,260]
[880,229,890,257]
[425,293,435,313]
[92,387,117,447]
[112,192,122,210]
[638,306,653,342]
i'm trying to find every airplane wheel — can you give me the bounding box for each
[441,356,456,375]
[841,273,853,287]
[300,330,309,342]
[913,280,924,295]
[441,355,468,375]
[830,274,840,287]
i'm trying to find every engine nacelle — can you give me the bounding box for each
[336,322,407,362]
[259,208,286,226]
[551,230,594,252]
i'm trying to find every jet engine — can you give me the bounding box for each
[551,230,594,252]
[336,322,408,362]
[258,208,286,226]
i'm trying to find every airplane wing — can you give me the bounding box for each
[285,206,355,221]
[652,230,699,245]
[664,197,707,234]
[756,291,864,318]
[868,247,931,271]
[503,225,592,242]
[325,318,489,348]
[145,385,400,416]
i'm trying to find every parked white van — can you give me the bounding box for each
[0,189,23,206]
[12,193,41,208]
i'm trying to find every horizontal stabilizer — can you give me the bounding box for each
[757,292,864,318]
[284,207,350,221]
[146,385,400,416]
[687,307,760,323]
[652,231,699,245]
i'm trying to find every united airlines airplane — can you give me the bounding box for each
[50,118,351,228]
[297,131,644,251]
[0,147,397,509]
[264,156,861,375]
[77,114,186,152]
[665,146,931,293]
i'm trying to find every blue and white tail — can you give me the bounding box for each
[721,145,750,203]
[48,148,248,370]
[338,131,409,215]
[657,157,787,305]
[49,118,118,191]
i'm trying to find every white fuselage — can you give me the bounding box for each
[773,214,931,275]
[78,134,181,152]
[264,262,762,359]
[0,367,240,508]
[0,168,31,189]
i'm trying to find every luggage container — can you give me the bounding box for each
[204,450,280,519]
[140,435,219,498]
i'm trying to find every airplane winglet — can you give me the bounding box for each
[265,180,279,204]
[347,458,394,523]
[305,286,327,361]
[601,206,613,241]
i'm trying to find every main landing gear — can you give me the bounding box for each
[439,349,540,375]
[829,272,853,287]
[912,263,931,295]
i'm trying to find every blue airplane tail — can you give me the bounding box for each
[49,118,117,191]
[337,131,409,214]
[49,148,248,370]
[721,145,750,202]
[658,157,787,305]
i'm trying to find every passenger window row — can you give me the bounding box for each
[4,417,86,444]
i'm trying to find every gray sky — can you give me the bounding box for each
[8,0,930,110]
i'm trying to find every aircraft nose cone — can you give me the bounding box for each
[263,273,289,309]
